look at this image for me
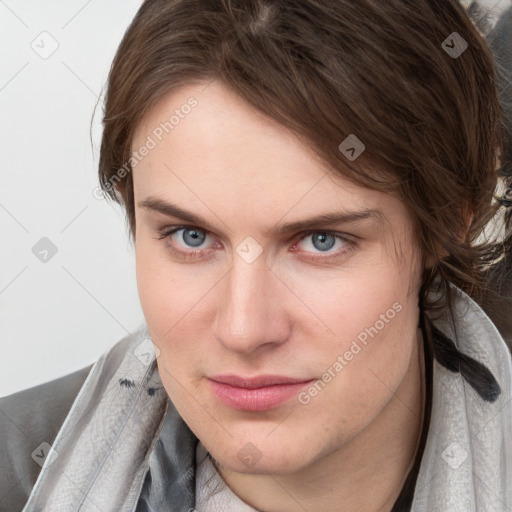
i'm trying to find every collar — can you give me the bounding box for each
[412,285,512,510]
[21,285,512,512]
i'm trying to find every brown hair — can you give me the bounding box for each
[97,0,510,319]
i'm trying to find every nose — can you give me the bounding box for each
[212,252,291,355]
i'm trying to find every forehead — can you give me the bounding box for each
[132,80,328,182]
[130,81,407,230]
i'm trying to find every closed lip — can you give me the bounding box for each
[208,374,313,388]
[208,374,316,411]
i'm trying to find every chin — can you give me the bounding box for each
[215,451,308,475]
[206,430,321,475]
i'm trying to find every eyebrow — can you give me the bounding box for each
[137,196,385,236]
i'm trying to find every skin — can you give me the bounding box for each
[132,80,427,512]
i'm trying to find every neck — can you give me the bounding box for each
[218,327,427,512]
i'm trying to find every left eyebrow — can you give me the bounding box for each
[138,196,385,236]
[270,207,385,235]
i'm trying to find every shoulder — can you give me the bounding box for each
[0,364,93,511]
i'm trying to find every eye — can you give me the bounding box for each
[290,230,355,261]
[155,225,217,261]
[167,226,208,249]
[155,225,355,262]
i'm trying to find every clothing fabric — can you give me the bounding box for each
[195,442,259,511]
[0,364,93,511]
[6,284,509,512]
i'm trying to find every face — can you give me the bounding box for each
[132,80,424,475]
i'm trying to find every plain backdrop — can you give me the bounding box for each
[0,0,145,397]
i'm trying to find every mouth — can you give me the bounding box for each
[208,374,315,412]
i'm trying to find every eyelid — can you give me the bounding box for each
[156,224,355,244]
[155,224,356,260]
[292,228,359,242]
[157,224,358,240]
[156,224,215,245]
[289,229,356,260]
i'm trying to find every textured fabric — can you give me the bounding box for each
[134,397,197,512]
[17,284,511,512]
[0,365,93,512]
[20,327,171,512]
[195,442,259,512]
[411,287,512,511]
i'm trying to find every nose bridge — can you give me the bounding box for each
[214,249,287,353]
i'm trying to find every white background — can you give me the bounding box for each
[0,0,145,397]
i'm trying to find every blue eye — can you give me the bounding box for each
[175,227,207,248]
[155,225,355,262]
[298,232,344,253]
[156,226,213,261]
[290,230,355,262]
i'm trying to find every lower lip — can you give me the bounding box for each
[208,379,314,412]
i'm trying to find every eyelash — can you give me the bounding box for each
[154,225,356,262]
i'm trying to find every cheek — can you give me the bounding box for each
[293,260,420,417]
[135,236,209,374]
[135,235,184,335]
[298,306,418,444]
[135,258,168,335]
[288,256,416,347]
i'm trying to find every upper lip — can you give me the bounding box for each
[209,374,314,389]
